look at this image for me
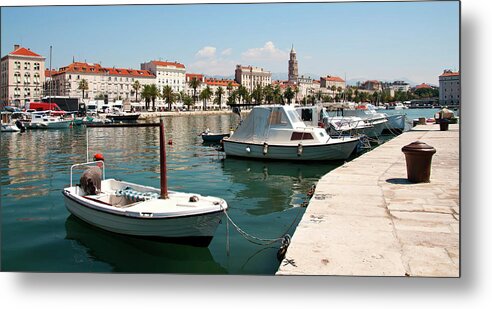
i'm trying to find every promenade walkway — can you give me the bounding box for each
[276,124,460,277]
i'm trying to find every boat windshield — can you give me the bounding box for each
[287,109,304,125]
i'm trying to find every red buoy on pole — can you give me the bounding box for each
[159,119,169,199]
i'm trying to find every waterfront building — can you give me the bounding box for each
[47,62,155,102]
[359,80,381,91]
[415,83,433,90]
[320,75,346,98]
[0,45,46,107]
[185,73,206,99]
[439,70,460,106]
[204,78,239,109]
[141,60,186,106]
[234,65,272,92]
[288,45,299,84]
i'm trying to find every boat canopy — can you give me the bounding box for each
[230,105,306,142]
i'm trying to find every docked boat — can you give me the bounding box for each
[105,109,140,123]
[1,111,23,132]
[25,111,72,129]
[201,129,230,143]
[222,105,360,161]
[62,120,227,246]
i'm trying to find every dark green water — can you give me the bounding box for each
[1,114,340,274]
[0,109,442,274]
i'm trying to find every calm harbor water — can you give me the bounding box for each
[0,109,440,274]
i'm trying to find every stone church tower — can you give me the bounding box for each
[288,45,298,84]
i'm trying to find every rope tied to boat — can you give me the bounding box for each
[221,206,289,246]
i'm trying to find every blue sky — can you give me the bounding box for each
[1,1,459,85]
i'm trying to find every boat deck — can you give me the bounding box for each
[276,123,459,277]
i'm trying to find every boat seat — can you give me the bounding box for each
[115,187,159,202]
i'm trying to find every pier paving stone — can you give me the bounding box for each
[276,124,459,277]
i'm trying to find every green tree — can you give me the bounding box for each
[294,86,300,104]
[264,84,274,104]
[283,86,295,105]
[141,85,152,110]
[147,84,160,111]
[237,85,249,104]
[226,81,233,97]
[188,77,202,106]
[199,85,212,110]
[330,85,337,99]
[132,80,141,102]
[78,79,89,99]
[273,85,282,104]
[251,85,264,104]
[182,94,194,110]
[215,86,225,108]
[161,85,175,111]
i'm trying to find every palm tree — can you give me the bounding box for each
[251,85,263,104]
[237,85,249,104]
[273,85,282,104]
[294,86,300,104]
[161,85,175,111]
[337,86,343,101]
[141,85,152,110]
[264,84,274,104]
[78,79,89,99]
[188,77,201,106]
[283,87,295,105]
[199,86,212,110]
[132,80,141,102]
[215,86,225,108]
[148,84,160,111]
[182,94,194,110]
[330,85,337,99]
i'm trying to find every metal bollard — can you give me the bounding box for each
[401,141,437,183]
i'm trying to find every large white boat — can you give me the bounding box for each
[27,111,72,129]
[62,120,227,246]
[341,104,407,133]
[222,105,360,161]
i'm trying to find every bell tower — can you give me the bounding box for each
[288,44,298,84]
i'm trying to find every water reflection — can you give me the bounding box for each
[65,215,226,273]
[221,158,337,216]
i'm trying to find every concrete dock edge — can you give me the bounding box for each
[276,124,460,277]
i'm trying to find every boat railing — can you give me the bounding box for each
[70,161,106,188]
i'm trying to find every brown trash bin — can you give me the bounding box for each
[401,141,437,183]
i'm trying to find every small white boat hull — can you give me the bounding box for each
[385,114,406,131]
[1,124,20,132]
[63,179,227,244]
[223,138,359,161]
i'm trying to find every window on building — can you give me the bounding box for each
[34,73,40,84]
[14,87,21,97]
[24,87,31,97]
[14,61,21,69]
[24,62,31,70]
[24,72,31,84]
[34,63,40,70]
[14,72,21,83]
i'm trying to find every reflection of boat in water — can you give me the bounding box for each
[221,158,336,216]
[64,214,227,273]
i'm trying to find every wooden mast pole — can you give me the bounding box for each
[159,118,168,199]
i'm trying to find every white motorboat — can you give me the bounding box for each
[341,104,393,136]
[27,111,72,129]
[1,111,22,132]
[62,120,227,246]
[223,105,360,161]
[295,105,373,137]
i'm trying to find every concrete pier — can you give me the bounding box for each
[276,124,459,277]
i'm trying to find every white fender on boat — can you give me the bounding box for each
[263,142,269,155]
[246,146,251,153]
[297,143,303,156]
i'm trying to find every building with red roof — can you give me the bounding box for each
[320,75,346,98]
[1,44,46,106]
[439,69,460,106]
[415,83,433,89]
[141,60,186,107]
[47,61,155,102]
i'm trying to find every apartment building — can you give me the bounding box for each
[141,60,186,106]
[234,65,272,92]
[439,70,460,106]
[0,45,46,107]
[47,62,155,102]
